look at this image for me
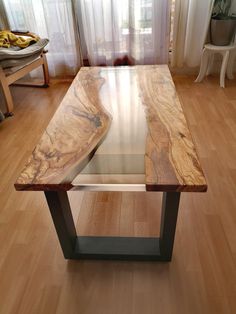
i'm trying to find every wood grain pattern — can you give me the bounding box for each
[15,68,112,191]
[15,65,207,192]
[136,65,207,191]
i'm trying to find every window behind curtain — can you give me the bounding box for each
[3,0,81,76]
[78,0,171,66]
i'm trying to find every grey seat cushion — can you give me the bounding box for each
[0,51,43,69]
[0,38,49,68]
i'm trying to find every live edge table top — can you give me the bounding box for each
[15,65,207,193]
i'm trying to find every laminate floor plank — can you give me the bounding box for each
[0,75,236,313]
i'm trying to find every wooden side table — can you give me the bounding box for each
[195,44,236,88]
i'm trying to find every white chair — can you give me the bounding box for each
[195,43,236,88]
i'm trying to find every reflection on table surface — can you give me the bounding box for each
[73,67,147,190]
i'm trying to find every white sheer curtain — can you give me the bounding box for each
[78,0,171,66]
[0,0,9,29]
[171,0,214,68]
[3,0,82,76]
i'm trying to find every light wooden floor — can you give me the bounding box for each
[0,75,236,314]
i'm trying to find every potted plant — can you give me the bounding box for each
[211,0,236,46]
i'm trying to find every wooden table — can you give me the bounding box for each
[15,65,207,261]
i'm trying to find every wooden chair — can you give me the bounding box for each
[0,32,49,115]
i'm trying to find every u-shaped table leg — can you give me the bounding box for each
[44,190,181,261]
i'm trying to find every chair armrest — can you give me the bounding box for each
[11,30,29,35]
[11,30,40,40]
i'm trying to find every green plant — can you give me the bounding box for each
[212,0,232,19]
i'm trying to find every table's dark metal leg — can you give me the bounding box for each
[44,191,77,259]
[44,191,181,261]
[159,192,181,261]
